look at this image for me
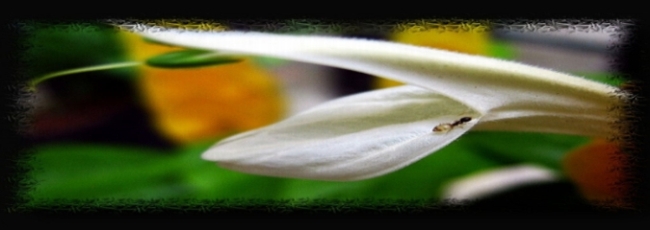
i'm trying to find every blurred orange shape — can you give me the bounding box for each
[391,28,489,55]
[120,31,286,143]
[376,26,490,89]
[562,138,629,207]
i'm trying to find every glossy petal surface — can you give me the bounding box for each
[204,86,480,180]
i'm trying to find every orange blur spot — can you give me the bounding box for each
[562,138,630,208]
[375,26,490,89]
[119,31,286,143]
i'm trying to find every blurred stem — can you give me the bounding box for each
[28,61,142,91]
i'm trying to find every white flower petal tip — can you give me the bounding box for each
[202,86,482,181]
[440,164,559,201]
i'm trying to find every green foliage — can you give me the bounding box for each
[145,49,241,68]
[488,40,516,60]
[460,132,590,172]
[24,131,587,202]
[22,23,134,80]
[579,72,625,87]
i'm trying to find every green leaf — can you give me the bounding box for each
[142,37,179,47]
[27,62,140,90]
[23,22,134,79]
[25,143,182,200]
[460,132,590,172]
[145,49,241,68]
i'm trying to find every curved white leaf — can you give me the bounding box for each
[204,85,480,180]
[135,29,625,180]
[140,30,622,137]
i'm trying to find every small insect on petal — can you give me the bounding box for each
[456,117,472,124]
[433,123,452,133]
[433,117,472,133]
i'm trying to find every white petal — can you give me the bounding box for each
[441,164,559,201]
[134,28,625,180]
[140,30,623,137]
[203,85,481,181]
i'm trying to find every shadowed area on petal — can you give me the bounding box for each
[202,85,481,181]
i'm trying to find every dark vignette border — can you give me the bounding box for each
[1,18,646,219]
[612,19,650,214]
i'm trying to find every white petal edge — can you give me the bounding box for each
[138,29,624,137]
[441,164,559,201]
[203,85,481,181]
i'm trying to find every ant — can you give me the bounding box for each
[432,117,472,133]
